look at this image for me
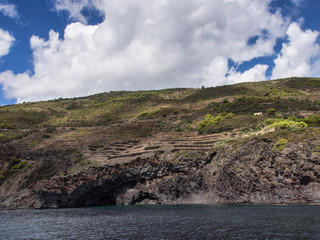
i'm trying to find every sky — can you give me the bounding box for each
[0,0,319,105]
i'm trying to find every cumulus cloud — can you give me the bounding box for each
[0,28,15,57]
[54,0,91,24]
[201,58,268,87]
[228,64,269,85]
[0,3,19,18]
[0,3,17,59]
[272,23,320,79]
[0,0,308,103]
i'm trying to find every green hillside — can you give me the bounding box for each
[0,77,319,141]
[0,77,319,209]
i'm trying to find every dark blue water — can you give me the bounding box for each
[0,205,319,240]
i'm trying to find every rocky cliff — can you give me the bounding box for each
[1,136,319,209]
[1,78,319,209]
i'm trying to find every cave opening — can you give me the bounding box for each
[73,180,140,207]
[300,176,312,186]
[76,191,117,207]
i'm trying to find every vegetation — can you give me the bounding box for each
[0,120,14,129]
[0,77,318,158]
[0,77,319,191]
[267,108,276,116]
[272,139,288,151]
[289,115,320,127]
[0,78,317,140]
[197,113,236,134]
[0,78,318,129]
[263,119,308,130]
[0,157,31,183]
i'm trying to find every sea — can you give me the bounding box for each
[0,205,319,240]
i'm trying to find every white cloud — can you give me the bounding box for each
[0,0,301,103]
[0,28,15,57]
[272,23,320,79]
[201,58,268,87]
[54,0,90,24]
[0,3,17,61]
[0,3,18,18]
[227,64,269,85]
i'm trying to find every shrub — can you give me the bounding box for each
[272,139,288,151]
[288,116,304,122]
[208,102,222,112]
[206,124,235,134]
[214,116,224,122]
[264,118,277,125]
[267,119,308,130]
[175,128,183,132]
[44,126,56,133]
[42,134,51,139]
[9,161,30,174]
[138,112,152,119]
[303,115,320,127]
[225,113,235,119]
[65,101,79,110]
[0,120,14,129]
[241,127,251,133]
[267,108,276,116]
[3,157,32,179]
[198,113,235,134]
[138,110,161,119]
[219,111,228,117]
[198,114,223,133]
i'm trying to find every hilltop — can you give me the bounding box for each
[0,77,319,209]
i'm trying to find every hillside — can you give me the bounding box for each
[0,77,319,209]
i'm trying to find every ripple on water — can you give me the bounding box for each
[0,205,319,240]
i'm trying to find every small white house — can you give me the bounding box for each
[254,112,263,116]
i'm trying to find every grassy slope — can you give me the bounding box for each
[1,77,319,130]
[0,77,319,183]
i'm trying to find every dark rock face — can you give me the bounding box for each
[30,153,215,208]
[0,139,319,209]
[211,139,320,204]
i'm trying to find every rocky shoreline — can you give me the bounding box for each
[1,138,319,210]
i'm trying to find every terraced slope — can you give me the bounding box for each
[84,131,225,166]
[0,77,319,209]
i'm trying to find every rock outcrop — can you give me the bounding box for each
[1,138,319,209]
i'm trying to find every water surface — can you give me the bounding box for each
[1,205,319,239]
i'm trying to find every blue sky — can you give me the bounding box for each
[0,0,319,105]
